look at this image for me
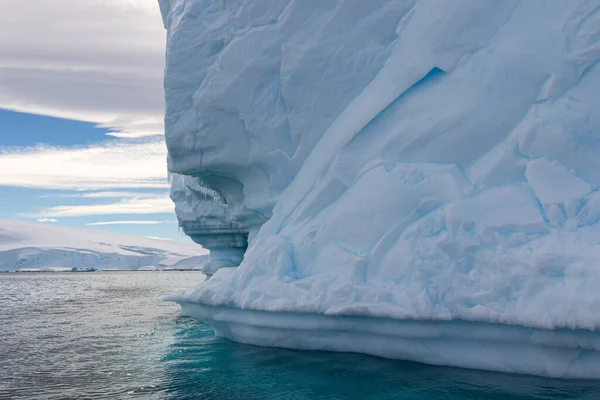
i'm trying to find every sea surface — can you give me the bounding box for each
[1,271,599,400]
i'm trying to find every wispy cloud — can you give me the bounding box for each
[0,0,178,230]
[37,218,58,223]
[86,220,175,226]
[38,196,173,217]
[0,139,168,190]
[41,191,168,199]
[0,0,165,137]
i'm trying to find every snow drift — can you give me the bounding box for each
[0,219,208,271]
[159,0,600,378]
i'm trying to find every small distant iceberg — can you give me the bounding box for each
[70,266,97,273]
[137,265,159,271]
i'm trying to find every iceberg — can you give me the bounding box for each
[159,0,600,378]
[70,266,97,273]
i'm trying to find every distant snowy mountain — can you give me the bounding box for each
[0,219,208,271]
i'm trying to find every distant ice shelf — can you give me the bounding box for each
[0,219,208,271]
[160,0,600,378]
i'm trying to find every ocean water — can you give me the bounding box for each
[1,272,599,400]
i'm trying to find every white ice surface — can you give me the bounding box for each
[0,219,208,271]
[160,0,600,377]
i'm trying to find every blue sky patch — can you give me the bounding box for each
[0,108,111,147]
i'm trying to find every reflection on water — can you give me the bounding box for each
[1,272,599,400]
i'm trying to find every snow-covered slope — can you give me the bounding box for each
[159,0,600,378]
[0,219,208,271]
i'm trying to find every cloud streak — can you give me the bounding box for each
[86,220,176,226]
[38,196,174,217]
[0,0,165,137]
[41,191,168,199]
[0,139,169,190]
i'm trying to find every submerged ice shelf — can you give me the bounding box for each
[159,0,600,377]
[173,302,600,379]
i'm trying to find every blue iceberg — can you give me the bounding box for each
[159,0,600,378]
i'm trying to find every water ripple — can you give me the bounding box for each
[1,272,599,400]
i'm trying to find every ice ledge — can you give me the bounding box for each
[175,302,600,379]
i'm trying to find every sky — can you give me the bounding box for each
[0,0,189,241]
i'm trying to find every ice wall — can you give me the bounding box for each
[160,0,600,377]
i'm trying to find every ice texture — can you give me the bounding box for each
[160,0,600,378]
[170,173,246,273]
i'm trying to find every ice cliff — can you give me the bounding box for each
[159,0,600,378]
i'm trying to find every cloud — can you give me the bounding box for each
[37,218,58,223]
[86,220,175,226]
[0,139,169,190]
[38,196,174,217]
[0,0,165,137]
[41,191,168,199]
[0,0,178,226]
[81,191,168,198]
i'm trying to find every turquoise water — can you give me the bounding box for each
[1,272,599,400]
